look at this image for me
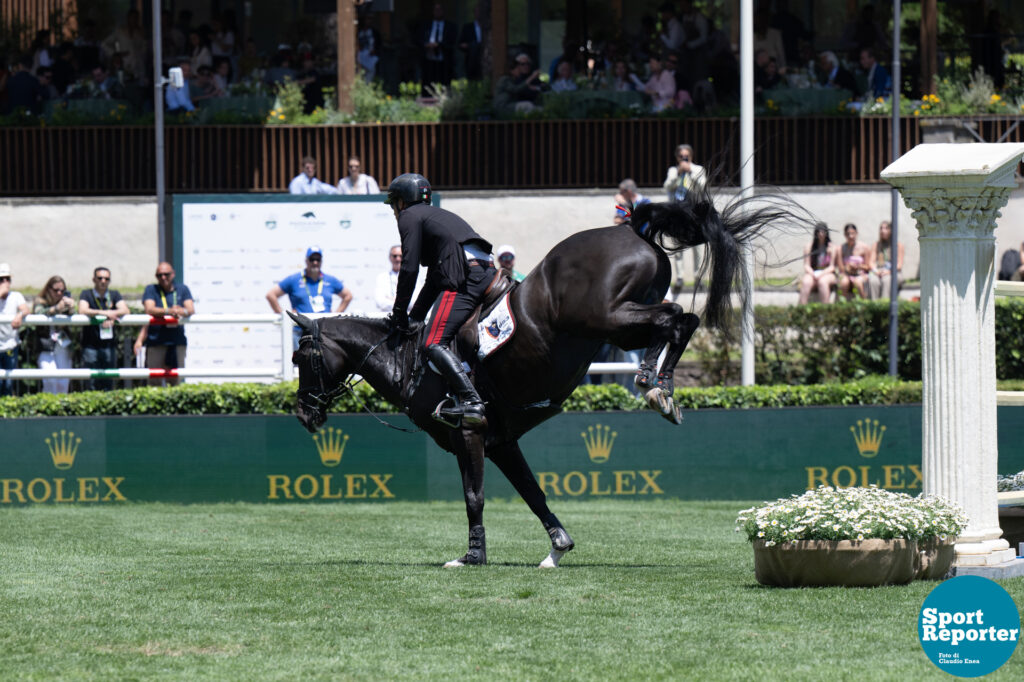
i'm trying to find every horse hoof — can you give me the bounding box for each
[645,388,672,415]
[539,548,566,568]
[443,558,467,568]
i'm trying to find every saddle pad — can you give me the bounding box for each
[477,292,516,361]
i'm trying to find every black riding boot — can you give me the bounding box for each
[426,343,486,426]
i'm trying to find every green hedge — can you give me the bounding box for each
[695,299,1024,385]
[6,376,1023,418]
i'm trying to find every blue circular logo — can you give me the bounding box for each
[919,575,1020,677]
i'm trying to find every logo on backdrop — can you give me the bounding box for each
[581,424,617,463]
[265,219,277,230]
[312,427,349,467]
[46,430,81,470]
[918,575,1020,676]
[302,211,316,219]
[851,419,886,458]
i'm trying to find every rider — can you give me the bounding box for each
[385,173,496,426]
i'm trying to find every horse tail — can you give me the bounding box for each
[631,184,815,335]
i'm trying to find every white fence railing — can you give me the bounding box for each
[0,313,637,383]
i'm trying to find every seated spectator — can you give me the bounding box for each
[188,30,212,73]
[550,60,577,93]
[799,223,838,304]
[643,53,676,112]
[33,275,76,394]
[264,48,296,87]
[998,241,1024,281]
[5,54,44,114]
[237,39,263,82]
[663,143,706,202]
[838,222,873,300]
[859,48,891,99]
[0,263,29,397]
[868,220,904,299]
[604,60,637,92]
[85,64,123,99]
[79,266,129,391]
[212,59,231,94]
[495,245,526,282]
[192,65,223,102]
[289,156,338,195]
[754,49,781,98]
[337,156,380,195]
[494,53,541,114]
[613,179,651,225]
[818,50,858,94]
[165,60,194,112]
[37,67,58,100]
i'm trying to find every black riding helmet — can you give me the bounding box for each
[385,173,431,207]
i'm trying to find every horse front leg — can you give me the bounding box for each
[490,441,574,568]
[647,311,700,425]
[444,426,487,567]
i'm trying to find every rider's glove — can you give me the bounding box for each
[389,307,409,332]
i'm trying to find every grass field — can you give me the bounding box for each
[1,499,1021,681]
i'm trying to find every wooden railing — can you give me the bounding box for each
[2,116,1021,196]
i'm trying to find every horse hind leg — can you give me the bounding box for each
[648,311,700,425]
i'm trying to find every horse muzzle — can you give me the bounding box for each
[296,395,327,433]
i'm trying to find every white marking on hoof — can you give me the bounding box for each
[644,388,665,413]
[443,558,466,568]
[539,548,566,568]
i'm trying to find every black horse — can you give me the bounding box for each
[290,190,805,567]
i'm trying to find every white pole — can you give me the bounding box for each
[740,0,755,386]
[281,311,294,382]
[152,0,166,262]
[888,0,902,376]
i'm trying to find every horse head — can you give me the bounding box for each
[288,311,349,433]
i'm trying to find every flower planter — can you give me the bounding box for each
[915,538,956,581]
[753,538,917,587]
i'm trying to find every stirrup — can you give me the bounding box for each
[431,395,486,428]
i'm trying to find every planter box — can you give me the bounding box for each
[754,538,935,587]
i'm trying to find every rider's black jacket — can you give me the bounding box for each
[394,202,492,320]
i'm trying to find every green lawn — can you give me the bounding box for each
[1,500,1020,680]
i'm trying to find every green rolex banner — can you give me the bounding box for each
[2,407,1023,505]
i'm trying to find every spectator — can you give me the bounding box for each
[51,42,76,95]
[141,262,194,387]
[753,10,786,72]
[30,30,52,74]
[754,50,781,98]
[266,246,352,348]
[818,51,858,94]
[677,0,710,91]
[550,60,577,93]
[998,241,1024,282]
[188,31,213,74]
[838,223,873,300]
[357,15,382,82]
[665,52,692,108]
[613,179,651,225]
[78,266,129,391]
[212,60,231,94]
[37,67,58,100]
[295,55,322,112]
[237,39,263,82]
[160,10,185,62]
[264,48,296,87]
[658,3,684,52]
[604,60,637,91]
[494,53,541,114]
[33,275,75,394]
[859,48,892,99]
[868,221,905,300]
[495,245,525,282]
[210,14,236,61]
[192,65,223,102]
[165,60,195,113]
[289,156,338,195]
[0,263,29,397]
[338,156,380,195]
[798,224,838,304]
[420,2,456,91]
[5,54,44,114]
[770,0,811,65]
[87,65,124,99]
[643,53,676,112]
[663,143,706,202]
[458,4,485,81]
[374,245,413,311]
[101,9,147,80]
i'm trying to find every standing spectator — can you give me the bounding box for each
[868,221,905,300]
[458,4,485,81]
[799,224,838,304]
[859,48,892,99]
[550,60,577,93]
[663,143,706,202]
[375,245,404,311]
[998,241,1024,282]
[770,0,811,66]
[289,156,338,195]
[78,266,129,391]
[337,156,380,195]
[677,0,710,91]
[101,9,147,80]
[658,4,684,53]
[188,31,213,74]
[357,15,382,82]
[643,53,676,112]
[266,246,353,348]
[753,10,786,72]
[0,263,29,396]
[420,2,456,91]
[210,15,236,62]
[34,275,75,394]
[5,55,44,114]
[237,39,263,82]
[493,54,541,114]
[838,223,873,300]
[613,179,651,225]
[495,245,525,282]
[818,51,858,94]
[165,60,194,112]
[141,262,194,387]
[30,30,52,74]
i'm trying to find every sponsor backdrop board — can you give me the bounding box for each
[3,406,1024,505]
[173,194,430,379]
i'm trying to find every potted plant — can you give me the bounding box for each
[736,486,967,587]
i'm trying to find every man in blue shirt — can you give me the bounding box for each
[165,59,195,113]
[141,262,194,387]
[266,246,352,347]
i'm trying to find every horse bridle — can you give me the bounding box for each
[298,319,420,433]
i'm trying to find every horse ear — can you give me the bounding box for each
[287,310,313,332]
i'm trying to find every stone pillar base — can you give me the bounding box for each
[952,558,1024,579]
[954,537,1015,567]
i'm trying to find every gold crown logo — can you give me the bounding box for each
[850,419,886,458]
[312,427,349,467]
[46,430,81,470]
[581,424,617,463]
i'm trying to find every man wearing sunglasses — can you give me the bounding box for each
[495,245,525,282]
[0,263,30,396]
[267,246,352,349]
[140,262,195,387]
[79,266,130,391]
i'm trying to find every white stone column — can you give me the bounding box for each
[881,143,1024,571]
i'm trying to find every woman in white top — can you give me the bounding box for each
[337,157,381,194]
[188,31,213,73]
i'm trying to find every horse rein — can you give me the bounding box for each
[300,319,421,434]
